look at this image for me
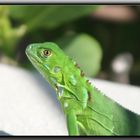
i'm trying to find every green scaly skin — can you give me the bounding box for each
[26,42,140,136]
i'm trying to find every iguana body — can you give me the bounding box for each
[26,42,140,136]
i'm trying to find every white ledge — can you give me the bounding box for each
[0,63,140,135]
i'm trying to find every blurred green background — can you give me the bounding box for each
[0,5,140,86]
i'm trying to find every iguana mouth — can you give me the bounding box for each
[27,53,42,65]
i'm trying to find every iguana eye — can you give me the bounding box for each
[42,49,51,57]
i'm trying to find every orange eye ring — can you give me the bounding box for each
[43,49,51,57]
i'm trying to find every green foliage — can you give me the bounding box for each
[1,5,139,82]
[0,5,102,77]
[57,34,102,76]
[9,5,98,31]
[0,6,26,57]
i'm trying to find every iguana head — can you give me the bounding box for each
[26,42,66,88]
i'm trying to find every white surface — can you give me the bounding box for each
[92,79,140,114]
[0,63,140,135]
[0,64,67,135]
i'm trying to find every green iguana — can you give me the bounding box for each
[26,42,140,136]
